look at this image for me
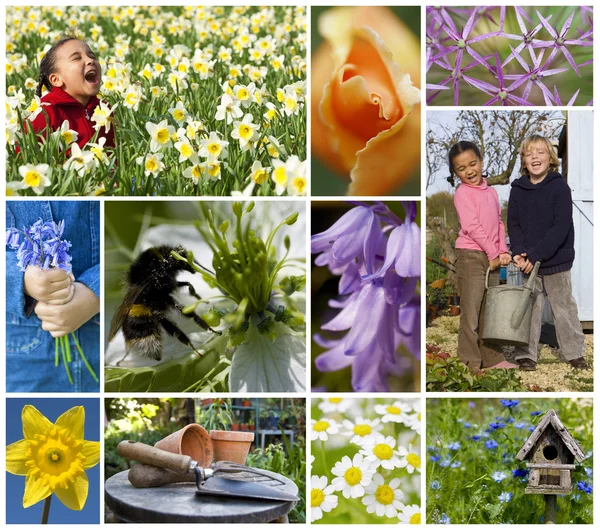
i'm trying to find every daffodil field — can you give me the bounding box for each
[310,398,421,524]
[427,399,593,524]
[6,6,307,196]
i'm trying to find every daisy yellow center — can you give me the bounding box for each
[418,413,421,421]
[156,128,170,143]
[353,424,372,437]
[311,488,325,507]
[313,420,329,432]
[238,124,253,140]
[387,406,401,415]
[374,443,393,461]
[208,142,221,155]
[375,484,394,505]
[173,109,185,121]
[24,171,42,187]
[410,513,421,524]
[26,427,85,489]
[180,144,193,158]
[344,466,362,486]
[253,169,268,184]
[146,158,159,172]
[273,166,287,184]
[329,398,342,404]
[407,453,421,468]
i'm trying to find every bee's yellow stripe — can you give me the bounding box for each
[129,304,153,318]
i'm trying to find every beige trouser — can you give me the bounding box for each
[514,270,585,362]
[456,249,506,370]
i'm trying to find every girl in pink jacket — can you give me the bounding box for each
[450,141,515,371]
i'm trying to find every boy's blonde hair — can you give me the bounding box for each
[519,134,560,176]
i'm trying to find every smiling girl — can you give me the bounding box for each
[450,141,515,371]
[29,37,114,148]
[508,135,587,371]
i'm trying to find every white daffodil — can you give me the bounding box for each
[183,163,204,185]
[271,159,288,195]
[15,163,51,194]
[398,504,421,524]
[231,114,259,151]
[91,101,113,132]
[63,144,95,176]
[331,453,376,499]
[311,418,339,442]
[341,417,383,446]
[215,93,243,124]
[57,119,78,146]
[318,398,353,414]
[360,434,403,470]
[169,100,188,124]
[374,401,414,424]
[397,445,421,474]
[146,119,175,151]
[136,152,165,176]
[88,137,109,167]
[233,82,255,108]
[123,85,143,111]
[201,160,222,180]
[249,160,269,184]
[199,132,229,160]
[310,475,338,522]
[362,473,405,518]
[263,102,279,122]
[174,138,196,162]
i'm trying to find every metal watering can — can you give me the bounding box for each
[481,261,541,346]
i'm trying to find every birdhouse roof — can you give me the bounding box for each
[516,409,586,462]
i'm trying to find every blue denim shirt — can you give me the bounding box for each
[6,201,100,392]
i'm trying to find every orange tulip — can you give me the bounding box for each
[311,7,421,195]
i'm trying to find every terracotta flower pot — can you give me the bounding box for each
[210,430,254,464]
[155,424,213,468]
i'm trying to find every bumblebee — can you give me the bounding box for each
[108,245,219,361]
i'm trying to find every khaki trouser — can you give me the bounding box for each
[456,249,506,370]
[514,270,585,362]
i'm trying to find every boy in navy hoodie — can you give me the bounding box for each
[507,135,588,371]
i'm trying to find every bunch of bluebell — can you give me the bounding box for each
[312,202,420,392]
[6,219,97,385]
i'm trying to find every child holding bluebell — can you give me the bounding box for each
[6,201,100,391]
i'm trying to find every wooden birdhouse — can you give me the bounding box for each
[516,409,586,495]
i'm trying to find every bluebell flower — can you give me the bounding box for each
[492,471,507,482]
[448,442,461,450]
[577,481,593,494]
[312,202,420,392]
[485,439,499,450]
[513,468,528,478]
[498,492,512,503]
[430,480,442,490]
[439,514,451,524]
[500,399,519,408]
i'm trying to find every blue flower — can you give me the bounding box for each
[430,455,441,462]
[514,422,526,430]
[489,421,506,431]
[485,439,499,450]
[440,458,452,468]
[492,471,507,482]
[577,481,593,494]
[530,411,542,417]
[584,467,593,477]
[463,422,472,428]
[450,461,462,468]
[471,434,482,441]
[448,442,461,450]
[528,426,536,432]
[513,468,528,478]
[498,492,512,503]
[439,514,451,524]
[500,399,519,408]
[506,417,515,424]
[429,480,441,490]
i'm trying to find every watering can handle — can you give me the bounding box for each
[510,261,541,329]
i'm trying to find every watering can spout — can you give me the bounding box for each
[510,262,541,330]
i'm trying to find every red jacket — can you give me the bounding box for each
[29,87,115,149]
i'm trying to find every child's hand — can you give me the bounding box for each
[34,283,100,338]
[499,253,512,266]
[488,257,501,270]
[24,266,75,305]
[520,259,534,274]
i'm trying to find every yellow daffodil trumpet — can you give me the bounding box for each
[6,405,100,523]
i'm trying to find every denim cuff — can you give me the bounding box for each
[78,264,100,299]
[6,250,28,318]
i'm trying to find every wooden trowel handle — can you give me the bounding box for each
[128,463,195,488]
[117,441,193,474]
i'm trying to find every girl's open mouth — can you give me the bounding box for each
[85,70,99,85]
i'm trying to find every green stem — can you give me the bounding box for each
[41,495,51,524]
[71,333,99,383]
[54,338,59,368]
[64,335,72,363]
[61,340,73,385]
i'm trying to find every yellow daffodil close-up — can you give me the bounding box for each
[6,405,100,511]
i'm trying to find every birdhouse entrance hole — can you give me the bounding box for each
[543,445,558,461]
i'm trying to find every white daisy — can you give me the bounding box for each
[362,473,405,518]
[310,475,338,522]
[360,434,403,470]
[405,410,422,435]
[397,445,421,474]
[341,417,383,446]
[374,401,413,424]
[311,418,339,442]
[318,397,352,414]
[331,453,375,499]
[398,504,421,524]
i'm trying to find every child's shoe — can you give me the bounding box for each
[569,357,590,369]
[517,359,537,371]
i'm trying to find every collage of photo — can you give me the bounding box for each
[2,3,595,527]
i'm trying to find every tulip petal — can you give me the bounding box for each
[22,405,53,440]
[56,406,85,440]
[6,439,30,475]
[81,441,101,469]
[23,475,52,508]
[54,473,88,511]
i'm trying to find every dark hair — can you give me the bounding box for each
[448,141,483,176]
[36,37,79,97]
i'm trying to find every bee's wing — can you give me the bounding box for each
[108,282,147,341]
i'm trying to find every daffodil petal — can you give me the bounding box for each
[80,441,100,469]
[55,406,85,440]
[54,473,88,511]
[6,439,30,475]
[22,405,53,440]
[23,474,52,508]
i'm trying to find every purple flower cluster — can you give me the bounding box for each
[6,219,72,273]
[311,202,420,392]
[426,6,593,106]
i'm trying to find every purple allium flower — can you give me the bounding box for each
[312,202,420,392]
[501,8,551,66]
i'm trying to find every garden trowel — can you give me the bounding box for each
[117,440,298,502]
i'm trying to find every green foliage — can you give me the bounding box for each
[427,398,593,524]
